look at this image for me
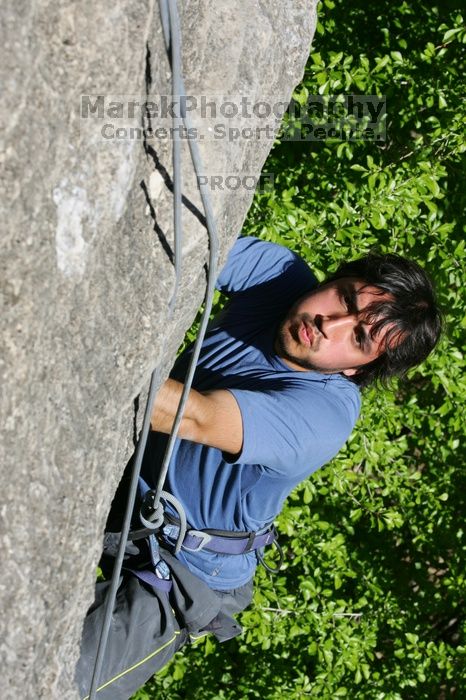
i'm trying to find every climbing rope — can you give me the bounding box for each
[88,0,219,696]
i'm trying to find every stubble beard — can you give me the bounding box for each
[275,314,324,372]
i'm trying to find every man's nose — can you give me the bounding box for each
[319,313,356,338]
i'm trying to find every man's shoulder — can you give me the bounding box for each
[233,236,310,276]
[287,373,361,465]
[323,373,361,422]
[286,371,361,419]
[217,236,318,298]
[236,369,361,439]
[271,371,361,449]
[228,371,360,476]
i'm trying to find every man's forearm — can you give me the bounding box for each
[150,378,200,441]
[150,377,243,454]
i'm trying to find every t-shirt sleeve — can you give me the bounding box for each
[216,236,317,295]
[226,383,360,476]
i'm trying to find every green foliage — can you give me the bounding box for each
[137,1,466,697]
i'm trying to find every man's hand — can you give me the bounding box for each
[150,378,243,456]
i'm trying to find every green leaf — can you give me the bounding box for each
[370,210,386,230]
[390,51,403,63]
[406,633,419,644]
[443,27,462,42]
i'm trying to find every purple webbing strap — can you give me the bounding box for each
[182,528,276,554]
[126,568,173,593]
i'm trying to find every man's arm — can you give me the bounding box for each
[150,378,243,455]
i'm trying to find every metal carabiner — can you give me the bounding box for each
[256,538,284,575]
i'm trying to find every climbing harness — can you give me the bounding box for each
[136,473,281,560]
[102,475,283,591]
[161,517,285,574]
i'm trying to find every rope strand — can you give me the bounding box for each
[88,0,219,695]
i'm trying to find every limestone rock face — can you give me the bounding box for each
[0,1,316,697]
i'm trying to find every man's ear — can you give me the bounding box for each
[342,367,358,377]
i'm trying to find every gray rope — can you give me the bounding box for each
[87,0,219,696]
[149,0,219,516]
[167,0,183,314]
[88,368,161,699]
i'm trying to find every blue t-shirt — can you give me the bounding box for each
[142,237,361,590]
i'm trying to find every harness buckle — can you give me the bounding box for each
[181,529,213,552]
[243,531,256,553]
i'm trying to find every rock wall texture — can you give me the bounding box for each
[0,1,317,697]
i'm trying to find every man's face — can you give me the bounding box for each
[276,277,393,376]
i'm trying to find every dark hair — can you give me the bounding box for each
[327,252,442,388]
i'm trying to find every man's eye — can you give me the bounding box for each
[344,294,352,310]
[355,331,364,348]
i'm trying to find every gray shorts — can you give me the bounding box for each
[75,548,253,700]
